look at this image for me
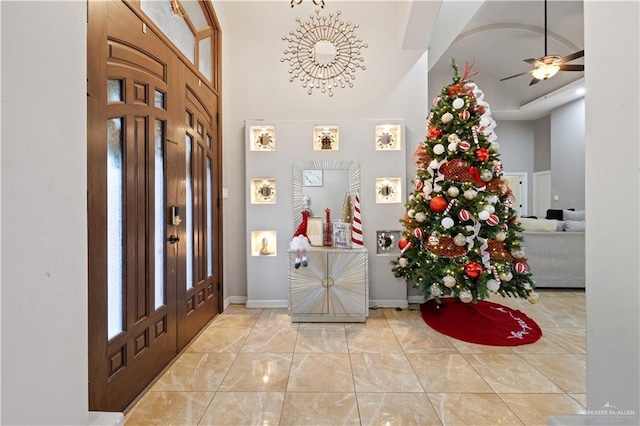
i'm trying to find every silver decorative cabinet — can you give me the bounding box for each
[288,248,368,322]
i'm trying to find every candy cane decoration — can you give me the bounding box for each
[471,125,480,145]
[491,265,501,285]
[351,191,364,248]
[443,198,458,215]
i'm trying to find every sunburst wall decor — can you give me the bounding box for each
[281,10,368,96]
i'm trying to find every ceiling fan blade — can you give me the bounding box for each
[500,70,532,81]
[523,58,539,65]
[559,64,584,72]
[561,50,584,63]
[529,78,541,86]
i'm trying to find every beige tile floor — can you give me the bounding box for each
[124,290,586,425]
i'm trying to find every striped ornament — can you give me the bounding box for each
[351,191,364,248]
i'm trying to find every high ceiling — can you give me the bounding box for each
[408,0,585,120]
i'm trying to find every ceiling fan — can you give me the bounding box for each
[500,0,584,86]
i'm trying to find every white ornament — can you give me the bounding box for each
[483,204,496,214]
[452,98,465,109]
[430,283,443,297]
[480,169,493,182]
[498,271,513,282]
[490,141,501,152]
[441,217,454,229]
[448,133,460,143]
[486,195,499,204]
[486,279,500,292]
[447,186,460,197]
[463,189,477,200]
[408,209,416,218]
[511,249,525,259]
[441,112,454,123]
[429,160,440,170]
[433,144,445,155]
[409,194,415,202]
[443,275,456,288]
[453,233,466,246]
[398,257,408,268]
[448,142,458,152]
[459,290,473,303]
[495,231,507,241]
[478,210,490,221]
[415,212,426,223]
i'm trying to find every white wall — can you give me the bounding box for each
[213,1,428,302]
[584,0,639,417]
[493,120,535,215]
[0,2,88,424]
[550,98,585,211]
[533,115,551,172]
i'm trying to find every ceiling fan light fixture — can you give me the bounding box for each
[531,56,562,80]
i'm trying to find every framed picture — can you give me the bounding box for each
[303,169,323,187]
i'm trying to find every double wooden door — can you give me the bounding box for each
[87,0,222,412]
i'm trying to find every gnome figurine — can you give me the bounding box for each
[290,208,311,269]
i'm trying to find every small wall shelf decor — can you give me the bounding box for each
[375,177,402,203]
[250,179,276,204]
[376,230,401,255]
[251,230,277,256]
[375,124,401,151]
[249,125,276,151]
[313,125,339,151]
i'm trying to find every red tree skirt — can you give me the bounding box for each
[421,298,542,346]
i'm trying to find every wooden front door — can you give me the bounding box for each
[88,0,222,412]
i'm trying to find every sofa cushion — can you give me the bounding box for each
[545,209,564,220]
[564,220,586,232]
[518,217,558,232]
[563,209,585,221]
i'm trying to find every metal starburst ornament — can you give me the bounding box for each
[281,10,368,97]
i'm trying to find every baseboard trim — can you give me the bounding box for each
[224,296,247,309]
[408,295,427,304]
[245,299,289,309]
[369,299,409,309]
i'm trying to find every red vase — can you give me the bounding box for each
[324,208,333,246]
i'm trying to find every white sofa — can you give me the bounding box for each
[521,230,585,288]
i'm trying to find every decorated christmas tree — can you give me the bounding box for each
[392,60,538,305]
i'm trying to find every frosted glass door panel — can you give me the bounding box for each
[107,117,124,340]
[185,133,194,289]
[154,119,165,309]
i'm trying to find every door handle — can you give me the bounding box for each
[168,235,180,244]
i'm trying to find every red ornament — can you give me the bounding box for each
[486,214,500,226]
[429,196,448,213]
[412,228,423,239]
[414,180,424,191]
[459,209,471,221]
[428,127,442,140]
[475,148,490,162]
[459,110,471,120]
[432,97,443,107]
[458,140,471,152]
[475,105,486,115]
[515,261,529,274]
[398,237,410,251]
[464,262,483,278]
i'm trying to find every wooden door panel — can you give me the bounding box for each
[89,0,222,411]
